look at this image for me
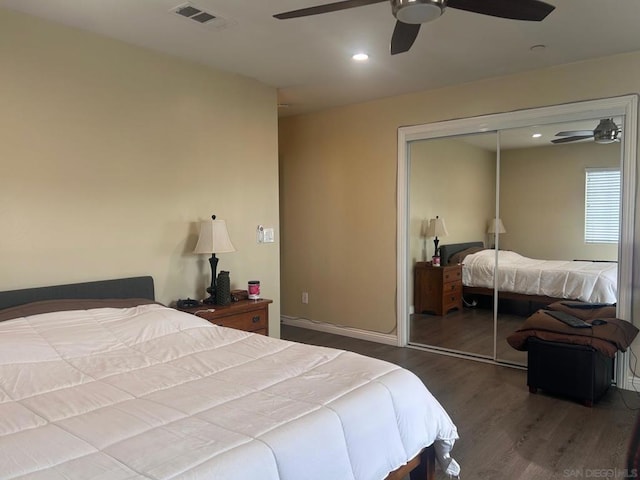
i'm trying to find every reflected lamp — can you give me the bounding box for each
[487,218,506,248]
[426,216,449,258]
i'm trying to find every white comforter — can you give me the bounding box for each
[0,304,459,479]
[463,249,617,303]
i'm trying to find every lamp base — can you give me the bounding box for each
[203,254,219,305]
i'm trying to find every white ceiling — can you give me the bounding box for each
[2,0,640,117]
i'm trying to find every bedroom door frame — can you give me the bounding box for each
[396,95,638,388]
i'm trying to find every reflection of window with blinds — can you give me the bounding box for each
[585,168,620,244]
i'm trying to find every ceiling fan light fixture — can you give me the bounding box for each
[392,0,444,24]
[593,118,620,144]
[594,136,617,145]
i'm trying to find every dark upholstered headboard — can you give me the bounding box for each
[439,242,484,265]
[0,276,155,310]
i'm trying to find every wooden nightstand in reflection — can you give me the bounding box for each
[414,263,462,316]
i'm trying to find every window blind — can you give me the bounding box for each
[585,168,620,244]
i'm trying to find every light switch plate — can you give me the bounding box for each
[257,225,275,243]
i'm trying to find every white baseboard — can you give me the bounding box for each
[281,316,399,346]
[626,374,640,392]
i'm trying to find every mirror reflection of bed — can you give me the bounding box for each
[431,243,615,362]
[408,117,621,366]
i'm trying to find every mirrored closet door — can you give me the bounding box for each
[402,96,635,371]
[493,120,621,366]
[409,132,497,359]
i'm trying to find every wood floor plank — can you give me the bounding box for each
[410,307,528,364]
[281,325,640,480]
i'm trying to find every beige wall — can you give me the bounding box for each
[279,50,640,335]
[0,9,281,335]
[501,142,620,261]
[409,138,495,310]
[409,138,495,261]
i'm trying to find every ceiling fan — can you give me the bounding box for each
[273,0,555,55]
[551,119,622,145]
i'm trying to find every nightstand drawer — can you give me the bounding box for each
[442,282,461,295]
[443,292,462,312]
[443,268,462,283]
[199,309,267,332]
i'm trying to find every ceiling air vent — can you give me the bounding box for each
[170,3,232,30]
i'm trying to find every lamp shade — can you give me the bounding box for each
[194,217,236,254]
[487,218,506,234]
[426,216,449,237]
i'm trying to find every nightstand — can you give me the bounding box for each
[177,299,272,335]
[414,263,462,316]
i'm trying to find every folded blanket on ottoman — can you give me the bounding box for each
[507,304,638,358]
[547,300,617,321]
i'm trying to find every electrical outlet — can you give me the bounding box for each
[302,292,309,304]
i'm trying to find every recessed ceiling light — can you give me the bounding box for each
[352,53,369,62]
[532,133,542,138]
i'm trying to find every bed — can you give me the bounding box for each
[0,276,460,480]
[438,242,617,305]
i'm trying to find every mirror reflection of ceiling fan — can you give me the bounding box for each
[551,119,622,145]
[274,0,556,55]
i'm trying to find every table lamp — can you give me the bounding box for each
[427,216,448,265]
[194,215,236,304]
[487,218,506,249]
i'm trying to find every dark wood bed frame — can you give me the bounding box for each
[387,446,436,480]
[462,285,563,306]
[0,276,438,480]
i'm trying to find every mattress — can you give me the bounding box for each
[462,249,617,304]
[0,303,459,479]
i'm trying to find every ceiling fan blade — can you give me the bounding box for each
[274,0,386,19]
[551,135,594,144]
[555,130,595,137]
[447,0,555,21]
[391,21,421,55]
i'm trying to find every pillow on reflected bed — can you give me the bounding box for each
[0,298,159,323]
[448,246,485,265]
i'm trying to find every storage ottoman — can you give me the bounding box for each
[527,337,613,407]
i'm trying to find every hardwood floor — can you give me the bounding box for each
[281,324,640,480]
[410,304,529,365]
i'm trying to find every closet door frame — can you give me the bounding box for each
[396,95,638,388]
